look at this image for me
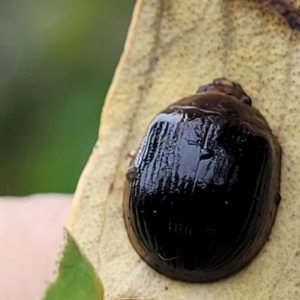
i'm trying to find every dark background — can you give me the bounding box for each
[0,0,135,195]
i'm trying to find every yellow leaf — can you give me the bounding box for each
[69,0,300,299]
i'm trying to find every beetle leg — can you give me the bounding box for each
[126,150,136,159]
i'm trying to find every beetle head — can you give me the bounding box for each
[196,78,252,106]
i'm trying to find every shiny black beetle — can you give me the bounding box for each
[123,78,281,282]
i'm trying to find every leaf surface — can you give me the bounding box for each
[69,0,300,299]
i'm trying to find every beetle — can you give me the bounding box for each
[123,78,281,282]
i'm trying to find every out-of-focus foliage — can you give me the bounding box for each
[41,230,104,300]
[0,0,135,195]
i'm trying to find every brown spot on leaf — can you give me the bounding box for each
[263,0,300,31]
[108,182,114,194]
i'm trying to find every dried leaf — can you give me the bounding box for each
[69,0,300,299]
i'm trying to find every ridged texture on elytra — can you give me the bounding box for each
[124,94,281,282]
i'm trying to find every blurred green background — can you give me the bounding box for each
[0,0,135,195]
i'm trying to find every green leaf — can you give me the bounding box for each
[40,229,104,300]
